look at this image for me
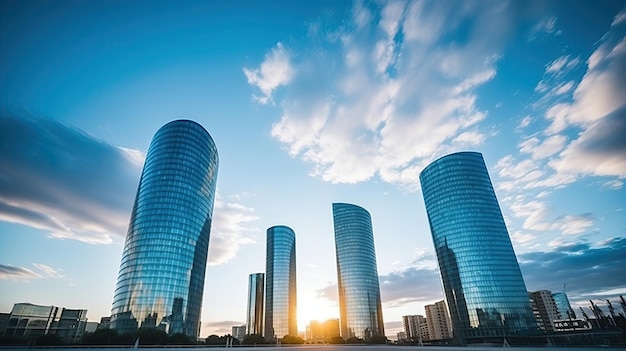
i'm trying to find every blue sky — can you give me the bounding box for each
[1,0,625,338]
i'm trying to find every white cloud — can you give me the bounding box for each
[508,198,594,236]
[603,179,623,190]
[207,194,259,266]
[612,8,626,27]
[250,1,509,190]
[553,80,575,95]
[550,107,626,178]
[529,16,562,41]
[545,55,579,75]
[519,134,567,159]
[32,263,63,278]
[511,230,538,245]
[243,42,294,105]
[0,263,64,281]
[0,264,41,281]
[517,116,532,130]
[452,130,487,146]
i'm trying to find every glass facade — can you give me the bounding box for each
[246,273,264,335]
[552,292,576,319]
[264,226,297,341]
[332,203,385,340]
[110,120,218,338]
[420,152,536,340]
[5,303,59,337]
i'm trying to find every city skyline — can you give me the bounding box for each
[1,0,625,338]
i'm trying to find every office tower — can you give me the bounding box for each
[552,292,576,319]
[4,303,59,337]
[264,225,297,341]
[425,300,452,340]
[246,273,264,335]
[403,314,428,342]
[420,152,536,341]
[530,290,560,331]
[53,308,88,342]
[110,120,219,337]
[332,203,385,340]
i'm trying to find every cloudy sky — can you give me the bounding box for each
[1,0,625,338]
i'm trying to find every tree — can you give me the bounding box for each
[242,334,266,345]
[82,328,118,345]
[328,336,345,344]
[366,335,388,344]
[136,328,168,345]
[281,335,304,344]
[168,333,192,345]
[205,334,222,345]
[346,336,362,344]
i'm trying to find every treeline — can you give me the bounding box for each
[0,328,308,346]
[0,328,387,346]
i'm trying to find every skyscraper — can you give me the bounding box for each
[420,151,536,341]
[264,226,297,341]
[110,120,219,337]
[552,292,576,320]
[246,273,264,335]
[332,203,385,340]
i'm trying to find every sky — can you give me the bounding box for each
[1,0,625,339]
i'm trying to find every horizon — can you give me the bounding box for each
[1,0,625,338]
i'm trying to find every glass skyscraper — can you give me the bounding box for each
[110,120,218,338]
[420,151,536,341]
[264,226,297,341]
[552,292,576,319]
[246,273,264,336]
[332,203,385,340]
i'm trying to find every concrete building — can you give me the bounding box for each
[425,300,452,340]
[402,315,428,342]
[530,290,560,331]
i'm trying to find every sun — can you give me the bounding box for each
[297,293,339,333]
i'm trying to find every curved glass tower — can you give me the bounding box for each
[246,273,264,336]
[332,203,384,340]
[111,120,218,337]
[264,226,297,341]
[420,151,536,341]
